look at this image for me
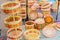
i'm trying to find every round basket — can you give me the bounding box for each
[4,16,22,28]
[1,1,21,14]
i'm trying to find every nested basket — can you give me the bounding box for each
[7,28,22,40]
[24,29,40,40]
[1,1,21,14]
[4,16,22,28]
[25,21,35,30]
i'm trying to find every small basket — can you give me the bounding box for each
[7,28,22,40]
[55,22,60,31]
[24,29,40,40]
[44,15,54,25]
[25,21,35,30]
[35,18,45,30]
[1,1,21,14]
[19,4,26,19]
[4,16,22,28]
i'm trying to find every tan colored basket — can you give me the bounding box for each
[35,18,45,30]
[1,1,21,14]
[19,5,26,19]
[7,28,22,40]
[4,16,22,28]
[24,29,40,40]
[25,21,35,30]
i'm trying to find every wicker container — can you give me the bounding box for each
[44,15,54,25]
[35,18,45,30]
[28,0,35,7]
[41,8,51,15]
[55,22,60,31]
[25,21,35,30]
[42,24,56,38]
[15,0,26,3]
[24,29,40,40]
[31,3,40,10]
[4,16,22,28]
[7,28,22,40]
[1,1,20,14]
[28,10,38,20]
[41,1,51,15]
[19,3,26,19]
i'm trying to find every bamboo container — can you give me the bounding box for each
[7,28,22,40]
[24,29,40,40]
[1,1,20,14]
[4,16,22,28]
[25,21,35,30]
